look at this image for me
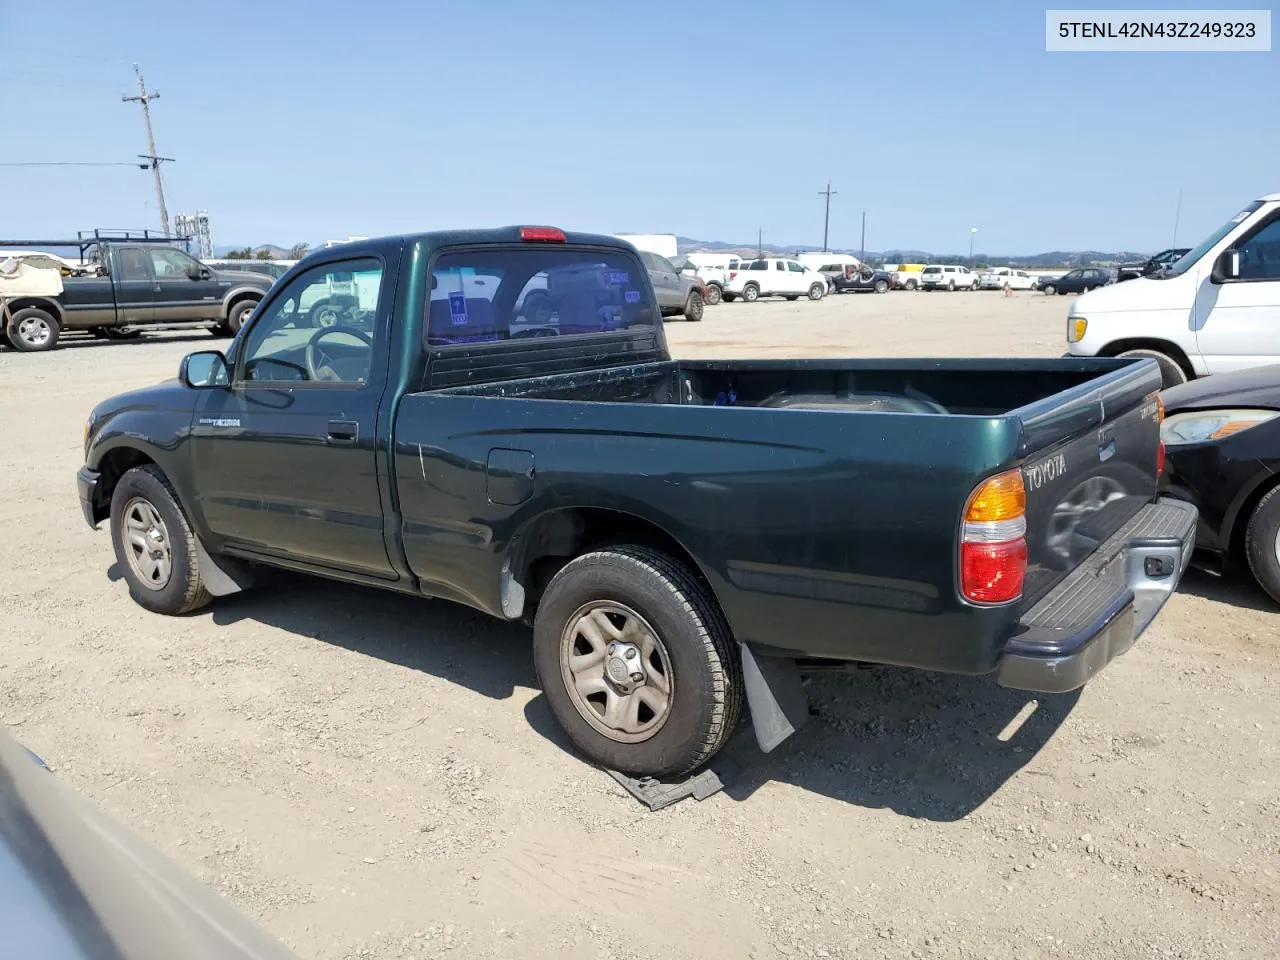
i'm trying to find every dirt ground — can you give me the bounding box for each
[1,289,1277,960]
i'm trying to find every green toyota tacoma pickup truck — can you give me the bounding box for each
[77,227,1197,778]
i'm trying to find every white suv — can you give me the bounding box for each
[919,264,979,291]
[979,267,1035,290]
[723,258,828,302]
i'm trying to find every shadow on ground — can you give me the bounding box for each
[1177,565,1276,614]
[114,563,1079,820]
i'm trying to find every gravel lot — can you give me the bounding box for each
[1,289,1277,960]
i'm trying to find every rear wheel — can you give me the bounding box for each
[742,284,760,302]
[873,279,889,294]
[808,283,825,300]
[947,280,956,291]
[6,307,60,352]
[1244,486,1280,607]
[532,545,743,777]
[1114,348,1188,389]
[904,278,917,291]
[683,289,704,321]
[704,283,722,306]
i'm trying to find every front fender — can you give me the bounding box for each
[220,284,267,316]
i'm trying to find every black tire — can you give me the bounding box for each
[102,327,142,340]
[1244,485,1280,607]
[808,283,825,300]
[225,298,257,336]
[532,545,744,778]
[704,283,722,306]
[109,464,212,616]
[722,293,737,303]
[742,283,760,302]
[873,279,889,294]
[6,307,60,352]
[905,278,917,291]
[683,289,704,322]
[947,280,956,291]
[1115,348,1188,389]
[211,321,233,337]
[1043,284,1056,296]
[784,295,799,301]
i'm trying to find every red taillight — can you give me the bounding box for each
[519,226,566,242]
[1155,392,1166,477]
[1157,440,1166,477]
[960,469,1027,605]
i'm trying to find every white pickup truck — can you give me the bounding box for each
[1066,191,1280,389]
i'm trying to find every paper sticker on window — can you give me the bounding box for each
[624,289,641,303]
[607,271,630,285]
[448,291,469,326]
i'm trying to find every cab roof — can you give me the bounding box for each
[300,226,641,263]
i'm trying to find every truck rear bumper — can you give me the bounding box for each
[996,497,1197,694]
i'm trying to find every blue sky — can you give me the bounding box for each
[1,0,1276,254]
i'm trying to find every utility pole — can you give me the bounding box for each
[123,63,172,237]
[757,228,763,259]
[1172,187,1183,246]
[859,210,866,261]
[818,182,837,253]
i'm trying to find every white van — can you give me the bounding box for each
[1066,191,1280,388]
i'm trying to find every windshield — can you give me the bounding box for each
[1163,200,1264,278]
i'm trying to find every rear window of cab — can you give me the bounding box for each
[427,248,658,346]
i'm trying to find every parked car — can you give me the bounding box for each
[78,225,1195,780]
[638,250,705,321]
[0,728,301,960]
[1116,247,1191,283]
[830,265,893,294]
[979,267,1036,291]
[797,253,862,290]
[1040,267,1111,297]
[204,258,297,280]
[1032,273,1064,292]
[1067,191,1280,390]
[1159,364,1280,604]
[919,264,979,291]
[1,233,272,351]
[672,255,725,305]
[722,257,828,302]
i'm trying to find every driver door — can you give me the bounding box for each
[189,256,396,579]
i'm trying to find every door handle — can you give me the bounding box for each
[326,420,359,445]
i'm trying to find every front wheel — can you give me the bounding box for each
[742,284,760,302]
[225,299,257,335]
[873,279,889,294]
[532,545,743,778]
[683,289,704,321]
[1245,486,1280,607]
[110,465,212,616]
[808,283,825,300]
[704,283,722,306]
[6,307,60,352]
[1114,348,1188,389]
[1042,284,1056,296]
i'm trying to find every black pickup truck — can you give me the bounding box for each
[77,226,1197,779]
[3,235,272,352]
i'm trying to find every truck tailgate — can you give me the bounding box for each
[1015,358,1165,608]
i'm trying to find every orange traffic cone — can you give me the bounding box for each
[1004,284,1013,298]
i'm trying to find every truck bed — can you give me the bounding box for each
[396,355,1163,676]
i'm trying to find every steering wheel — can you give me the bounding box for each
[305,325,373,382]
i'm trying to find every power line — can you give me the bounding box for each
[0,161,147,168]
[122,63,172,237]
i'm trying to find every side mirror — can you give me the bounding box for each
[1213,248,1240,282]
[179,350,230,389]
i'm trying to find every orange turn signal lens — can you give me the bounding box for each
[964,469,1026,523]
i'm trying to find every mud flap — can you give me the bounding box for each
[193,537,255,597]
[739,642,810,753]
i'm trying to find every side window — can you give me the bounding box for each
[749,260,768,270]
[774,261,785,271]
[787,261,805,273]
[239,258,383,385]
[1237,218,1280,281]
[652,254,677,273]
[428,247,656,346]
[115,248,151,282]
[149,247,199,279]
